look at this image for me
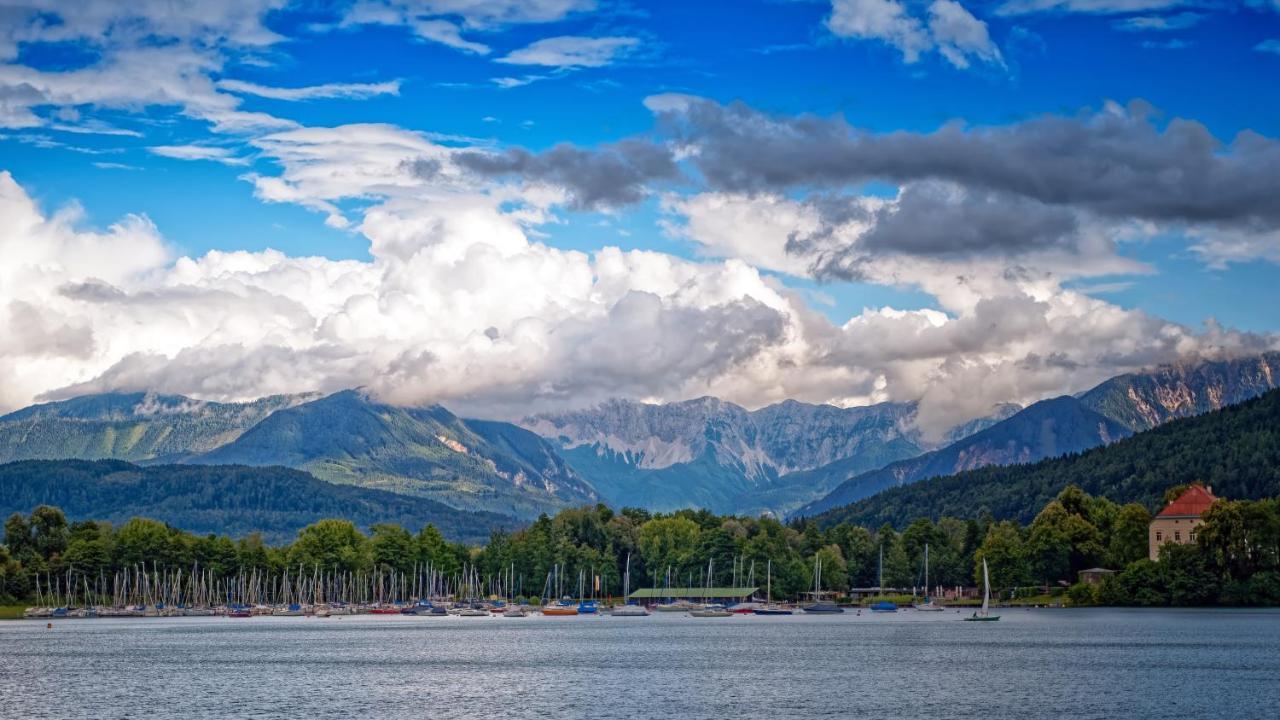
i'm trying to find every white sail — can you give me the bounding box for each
[981,558,990,616]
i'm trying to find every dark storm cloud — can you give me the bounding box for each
[655,97,1280,230]
[782,183,1086,280]
[454,138,680,210]
[859,184,1081,255]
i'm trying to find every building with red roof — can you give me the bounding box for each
[1148,485,1218,561]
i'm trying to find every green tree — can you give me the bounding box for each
[115,518,180,568]
[370,524,416,574]
[417,524,461,577]
[814,544,849,592]
[637,517,700,583]
[975,521,1030,590]
[287,519,370,574]
[30,505,69,562]
[1108,503,1152,568]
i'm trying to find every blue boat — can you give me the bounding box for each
[870,601,898,613]
[577,599,598,614]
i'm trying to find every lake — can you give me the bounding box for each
[2,608,1278,719]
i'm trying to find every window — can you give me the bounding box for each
[1190,531,1197,542]
[1156,531,1163,542]
[1174,531,1181,542]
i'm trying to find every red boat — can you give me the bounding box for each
[369,606,402,615]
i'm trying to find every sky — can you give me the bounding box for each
[1,0,1279,435]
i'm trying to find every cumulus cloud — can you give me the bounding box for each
[826,0,1001,69]
[496,36,640,68]
[4,137,1273,436]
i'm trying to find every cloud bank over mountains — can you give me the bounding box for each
[1,0,1278,438]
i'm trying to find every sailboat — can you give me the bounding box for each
[870,544,897,612]
[754,559,793,615]
[801,557,843,613]
[964,558,1000,622]
[690,559,733,617]
[541,565,579,616]
[912,544,946,612]
[611,553,650,616]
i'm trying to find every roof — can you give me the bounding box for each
[1078,568,1115,574]
[628,587,758,599]
[1157,485,1218,518]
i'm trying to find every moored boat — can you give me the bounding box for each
[912,544,947,612]
[690,604,733,618]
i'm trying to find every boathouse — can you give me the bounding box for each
[1149,485,1218,561]
[628,587,758,603]
[1077,568,1115,586]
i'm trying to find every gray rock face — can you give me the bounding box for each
[1080,352,1280,431]
[522,396,1008,514]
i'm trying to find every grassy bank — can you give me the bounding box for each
[0,605,27,620]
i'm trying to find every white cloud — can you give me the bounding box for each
[492,75,548,89]
[497,36,640,68]
[827,0,932,63]
[215,79,402,101]
[826,0,1001,69]
[928,0,1003,69]
[1256,39,1280,54]
[0,0,288,61]
[3,140,1271,436]
[996,1,1190,15]
[340,0,595,54]
[1112,12,1204,31]
[0,45,298,133]
[149,144,247,165]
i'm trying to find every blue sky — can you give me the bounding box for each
[1,0,1279,422]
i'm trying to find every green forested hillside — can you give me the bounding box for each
[812,388,1280,529]
[0,459,517,543]
[0,392,312,463]
[195,390,598,519]
[798,396,1131,516]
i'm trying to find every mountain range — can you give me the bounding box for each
[810,386,1280,529]
[520,397,1015,514]
[1,351,1276,534]
[797,351,1280,517]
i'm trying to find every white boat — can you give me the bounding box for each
[690,604,732,618]
[964,558,1000,622]
[610,553,650,616]
[502,606,529,617]
[690,559,732,617]
[755,560,794,615]
[912,544,947,612]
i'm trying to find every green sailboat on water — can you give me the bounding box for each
[965,558,1000,622]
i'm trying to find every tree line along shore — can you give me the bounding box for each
[3,482,1278,610]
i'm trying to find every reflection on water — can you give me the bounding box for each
[2,608,1278,719]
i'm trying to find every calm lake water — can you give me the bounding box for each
[2,608,1278,719]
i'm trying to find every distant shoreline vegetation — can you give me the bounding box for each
[3,485,1277,609]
